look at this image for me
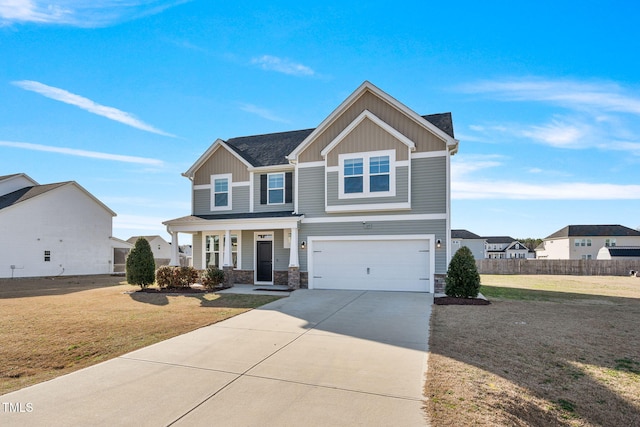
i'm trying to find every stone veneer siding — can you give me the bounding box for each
[434,274,446,293]
[233,270,254,285]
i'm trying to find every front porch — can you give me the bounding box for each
[163,212,305,289]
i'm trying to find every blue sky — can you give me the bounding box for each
[1,1,639,244]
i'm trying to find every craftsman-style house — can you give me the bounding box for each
[164,82,459,292]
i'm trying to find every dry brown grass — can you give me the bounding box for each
[426,275,640,426]
[0,275,280,395]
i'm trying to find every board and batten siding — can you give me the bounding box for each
[324,117,409,166]
[326,166,409,206]
[193,186,250,215]
[298,219,448,274]
[299,90,446,163]
[193,147,250,185]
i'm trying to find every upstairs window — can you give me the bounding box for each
[605,238,616,247]
[268,173,284,204]
[211,174,232,210]
[339,150,395,199]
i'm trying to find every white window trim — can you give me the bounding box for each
[338,150,396,199]
[210,173,232,211]
[267,172,285,205]
[202,232,241,269]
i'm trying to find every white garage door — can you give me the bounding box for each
[310,238,431,292]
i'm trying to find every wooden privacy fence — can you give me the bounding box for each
[476,259,640,276]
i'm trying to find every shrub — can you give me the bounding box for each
[126,238,156,289]
[155,265,174,289]
[174,266,199,288]
[445,246,481,298]
[201,266,226,290]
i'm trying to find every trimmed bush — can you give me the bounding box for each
[201,266,226,290]
[126,238,156,289]
[445,246,481,298]
[155,265,173,289]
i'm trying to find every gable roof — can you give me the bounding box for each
[0,181,116,216]
[288,81,458,161]
[545,225,640,239]
[451,229,483,239]
[485,236,517,244]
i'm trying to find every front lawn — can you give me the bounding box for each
[0,276,280,395]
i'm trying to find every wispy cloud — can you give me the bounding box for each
[237,102,290,123]
[0,0,188,27]
[0,140,164,166]
[12,80,175,137]
[458,77,640,115]
[451,154,640,200]
[251,55,315,77]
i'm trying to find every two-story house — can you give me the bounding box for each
[164,81,459,292]
[535,224,640,260]
[485,236,534,259]
[451,229,485,260]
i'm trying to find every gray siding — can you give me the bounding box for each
[253,173,294,213]
[192,233,203,269]
[297,156,446,217]
[273,229,290,270]
[412,157,446,214]
[241,230,254,270]
[298,219,448,274]
[193,186,250,216]
[326,166,408,206]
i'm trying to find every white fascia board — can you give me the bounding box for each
[325,202,411,213]
[320,109,415,157]
[0,173,38,186]
[302,213,447,223]
[248,164,295,173]
[165,216,303,233]
[412,150,448,159]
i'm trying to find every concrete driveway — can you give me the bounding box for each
[1,289,433,426]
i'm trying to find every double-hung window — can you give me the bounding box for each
[268,173,284,204]
[339,150,395,198]
[211,174,232,210]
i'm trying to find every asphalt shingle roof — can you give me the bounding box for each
[0,183,69,211]
[223,113,455,167]
[451,229,482,239]
[545,225,640,239]
[484,236,516,244]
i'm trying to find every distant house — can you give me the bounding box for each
[127,235,172,267]
[484,236,535,259]
[0,173,126,278]
[451,229,485,260]
[535,225,640,260]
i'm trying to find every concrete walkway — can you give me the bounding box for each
[1,290,433,426]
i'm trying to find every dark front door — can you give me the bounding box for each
[256,241,273,282]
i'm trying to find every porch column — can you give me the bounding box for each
[288,227,299,267]
[223,229,232,267]
[169,230,179,266]
[288,227,300,289]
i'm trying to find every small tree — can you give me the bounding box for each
[445,246,481,298]
[126,238,156,289]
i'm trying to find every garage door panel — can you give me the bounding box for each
[311,239,431,292]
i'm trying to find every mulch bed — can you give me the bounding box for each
[136,286,232,294]
[434,296,491,305]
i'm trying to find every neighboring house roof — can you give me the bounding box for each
[127,235,167,244]
[0,181,116,216]
[451,229,483,239]
[606,246,640,257]
[545,225,640,239]
[0,173,24,181]
[485,236,516,244]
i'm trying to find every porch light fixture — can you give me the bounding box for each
[300,241,306,250]
[436,239,442,248]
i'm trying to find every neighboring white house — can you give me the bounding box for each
[485,236,535,259]
[451,229,485,260]
[127,235,172,266]
[0,173,124,278]
[535,224,640,260]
